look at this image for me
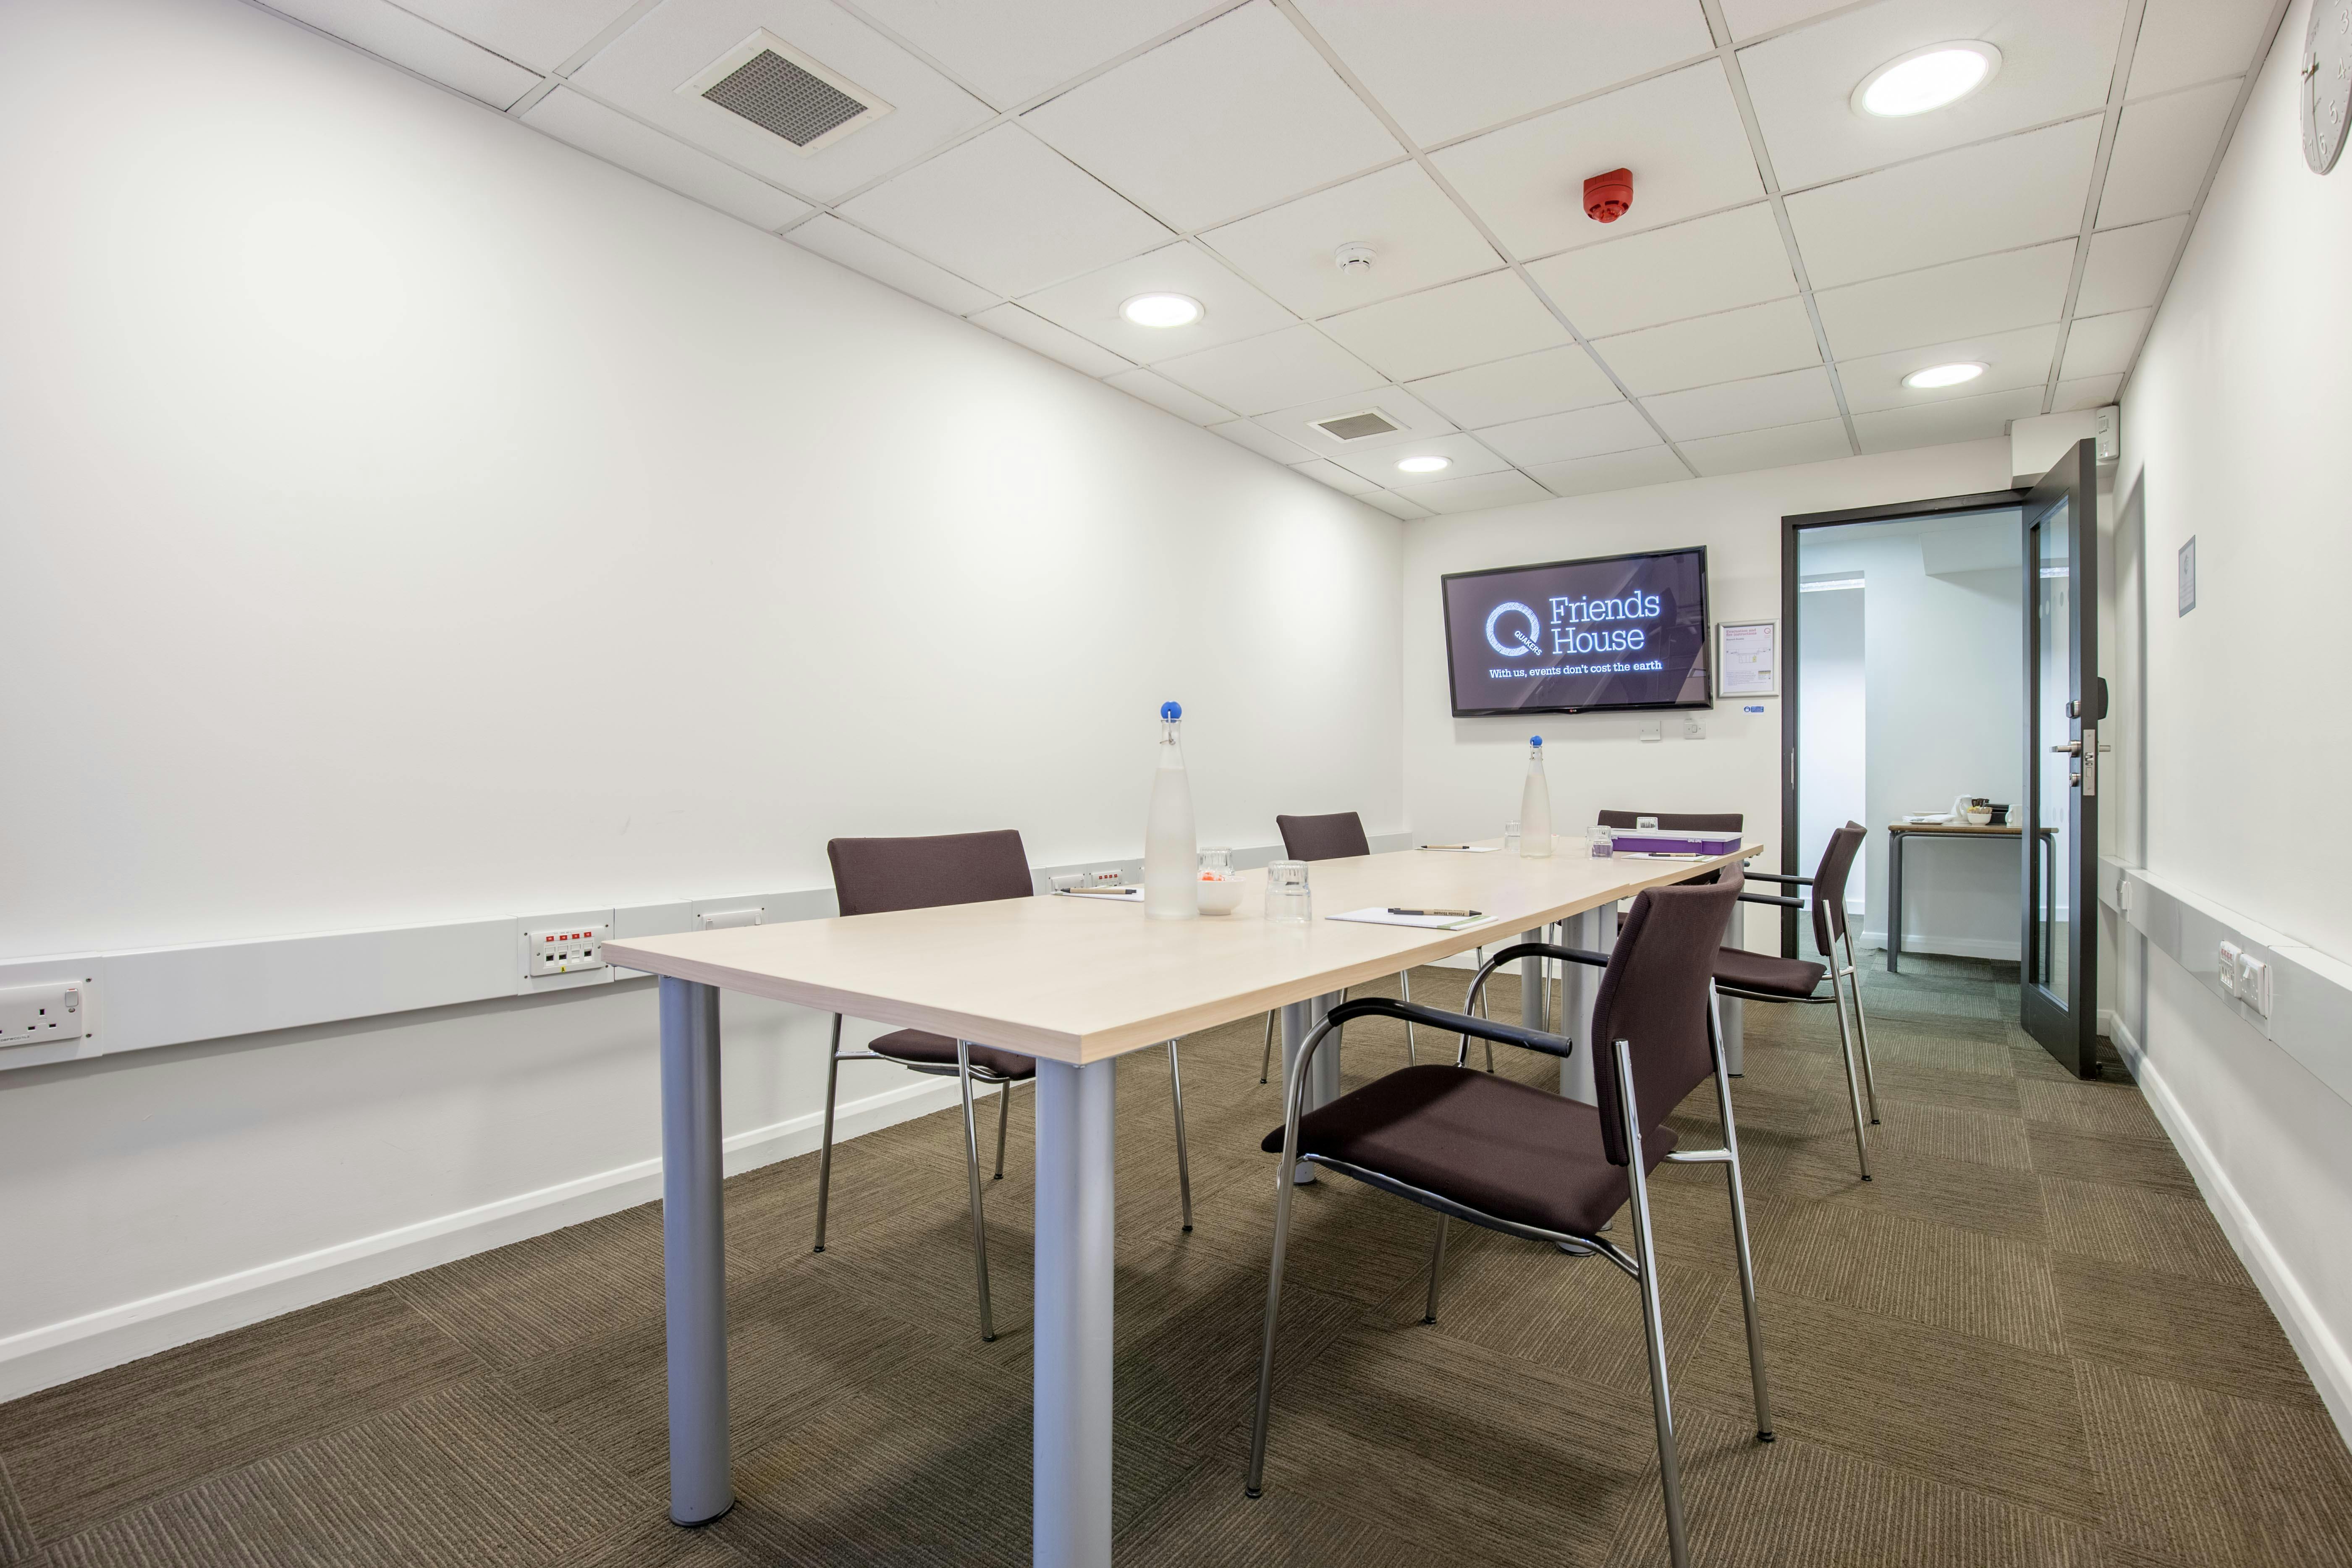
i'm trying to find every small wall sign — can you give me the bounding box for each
[2179,536,2196,616]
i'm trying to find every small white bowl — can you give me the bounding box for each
[1196,879,1244,916]
[1965,809,1993,825]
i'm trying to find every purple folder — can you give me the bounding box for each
[1608,830,1743,857]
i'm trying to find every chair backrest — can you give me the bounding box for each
[1810,822,1866,955]
[1589,862,1743,1167]
[1597,809,1745,832]
[1275,811,1372,862]
[828,830,1034,917]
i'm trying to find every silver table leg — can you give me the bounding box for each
[1554,908,1611,1104]
[1279,993,1339,1184]
[1033,1057,1116,1568]
[1518,928,1546,1040]
[658,977,732,1526]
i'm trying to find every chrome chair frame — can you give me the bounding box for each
[1244,995,1773,1568]
[814,1016,1193,1342]
[1722,872,1882,1178]
[1256,972,1422,1084]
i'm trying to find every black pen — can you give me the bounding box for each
[1388,907,1478,917]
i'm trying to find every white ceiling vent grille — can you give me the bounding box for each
[681,31,892,156]
[1312,409,1401,442]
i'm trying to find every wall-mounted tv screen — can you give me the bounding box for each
[1442,547,1711,716]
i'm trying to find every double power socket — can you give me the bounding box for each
[2216,940,2273,1017]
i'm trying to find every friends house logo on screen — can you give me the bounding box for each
[1484,593,1663,665]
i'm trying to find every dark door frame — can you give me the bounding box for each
[1776,488,2027,958]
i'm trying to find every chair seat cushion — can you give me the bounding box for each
[871,1029,1036,1081]
[1712,947,1826,1000]
[1261,1065,1676,1239]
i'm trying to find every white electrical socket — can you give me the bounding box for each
[1683,716,1705,739]
[698,906,764,931]
[2216,941,2242,997]
[0,980,86,1045]
[2235,950,2273,1016]
[524,922,609,977]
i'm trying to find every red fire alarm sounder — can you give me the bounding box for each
[1583,168,1633,223]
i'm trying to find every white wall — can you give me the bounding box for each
[1799,513,2027,958]
[1401,440,2017,955]
[1794,580,1865,934]
[2114,0,2352,1439]
[0,0,1401,1393]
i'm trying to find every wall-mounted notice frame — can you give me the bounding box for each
[1716,619,1777,697]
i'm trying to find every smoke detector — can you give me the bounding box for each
[1334,243,1376,275]
[1311,408,1401,442]
[681,31,892,155]
[1583,167,1633,223]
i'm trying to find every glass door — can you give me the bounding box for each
[2020,440,2100,1076]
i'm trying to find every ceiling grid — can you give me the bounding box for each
[267,0,2287,514]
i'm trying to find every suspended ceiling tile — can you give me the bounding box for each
[1288,0,1715,147]
[2059,308,2151,380]
[2097,79,2239,228]
[1359,488,1435,520]
[1328,431,1512,487]
[1812,239,2074,360]
[1737,0,2126,190]
[1679,417,1853,476]
[1104,366,1235,424]
[1209,417,1318,464]
[1851,384,2045,452]
[524,88,813,230]
[1526,445,1691,497]
[1429,61,1765,261]
[2052,373,2122,411]
[1785,116,2102,288]
[1838,323,2059,412]
[1197,162,1502,319]
[394,0,643,73]
[1153,325,1386,415]
[835,125,1170,296]
[568,0,993,203]
[786,213,998,313]
[1719,1,1850,38]
[848,0,1212,108]
[1525,202,1796,339]
[1291,458,1382,495]
[1018,1,1401,231]
[967,302,1134,376]
[1317,270,1570,382]
[2074,215,2188,315]
[265,0,541,106]
[1590,296,1820,395]
[1404,346,1622,428]
[1475,402,1660,466]
[2127,0,2275,99]
[1642,365,1840,441]
[1016,242,1297,364]
[1249,385,1458,458]
[1392,469,1553,514]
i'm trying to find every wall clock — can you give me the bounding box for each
[2306,0,2352,173]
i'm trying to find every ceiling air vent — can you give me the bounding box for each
[1312,408,1401,443]
[681,31,892,155]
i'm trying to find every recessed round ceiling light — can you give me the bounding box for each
[1853,41,2001,118]
[1396,454,1451,474]
[1903,361,1987,390]
[1120,292,1204,328]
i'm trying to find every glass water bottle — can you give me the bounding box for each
[1145,700,1199,920]
[1519,735,1553,858]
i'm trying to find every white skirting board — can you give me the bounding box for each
[0,1069,988,1403]
[2110,1013,2352,1448]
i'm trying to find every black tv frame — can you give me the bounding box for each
[1440,544,1714,718]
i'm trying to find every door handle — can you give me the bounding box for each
[2051,741,2082,755]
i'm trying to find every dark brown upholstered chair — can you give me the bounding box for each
[1245,868,1772,1568]
[1715,821,1881,1177]
[815,830,1194,1342]
[1258,812,1420,1083]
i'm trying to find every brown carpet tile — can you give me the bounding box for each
[3,952,2349,1567]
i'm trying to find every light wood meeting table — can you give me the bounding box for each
[603,835,1758,1568]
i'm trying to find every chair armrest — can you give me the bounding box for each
[1737,893,1802,909]
[1480,940,1612,972]
[1743,872,1813,886]
[1326,996,1574,1060]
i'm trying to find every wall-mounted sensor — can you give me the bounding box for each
[1584,168,1633,223]
[1335,243,1375,275]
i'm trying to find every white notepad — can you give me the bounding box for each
[1326,907,1501,932]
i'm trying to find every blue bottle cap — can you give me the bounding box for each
[1530,735,1543,747]
[1161,700,1182,721]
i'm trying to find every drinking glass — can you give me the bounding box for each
[1265,859,1312,923]
[1503,820,1522,854]
[1197,846,1234,880]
